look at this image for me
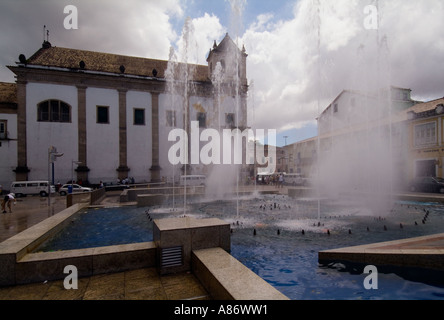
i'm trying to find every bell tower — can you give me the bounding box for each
[207,33,248,87]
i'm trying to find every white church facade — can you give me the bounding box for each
[0,34,248,187]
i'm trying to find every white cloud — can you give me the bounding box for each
[380,0,444,99]
[249,13,274,32]
[1,0,443,139]
[175,13,226,65]
[0,0,184,80]
[242,0,444,133]
[64,0,184,60]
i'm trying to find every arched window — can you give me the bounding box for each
[38,100,71,123]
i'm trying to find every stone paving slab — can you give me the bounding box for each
[0,195,67,243]
[0,267,210,300]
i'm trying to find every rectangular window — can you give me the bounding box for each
[0,120,6,139]
[414,122,437,147]
[134,108,145,125]
[97,106,109,124]
[197,112,206,128]
[403,92,410,100]
[333,104,339,113]
[225,113,235,128]
[38,101,49,121]
[166,110,176,127]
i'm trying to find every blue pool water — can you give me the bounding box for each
[35,195,444,300]
[231,226,444,300]
[36,206,153,251]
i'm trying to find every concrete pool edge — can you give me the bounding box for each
[192,247,289,300]
[318,233,444,272]
[0,205,289,300]
[15,242,157,285]
[0,203,158,286]
[0,202,86,286]
[0,203,88,259]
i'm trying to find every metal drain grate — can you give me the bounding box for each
[160,246,183,268]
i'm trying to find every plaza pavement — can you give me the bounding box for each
[1,186,443,300]
[0,185,283,300]
[0,192,211,300]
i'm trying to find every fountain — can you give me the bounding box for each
[31,193,444,299]
[163,0,252,211]
[312,0,400,217]
[5,1,444,300]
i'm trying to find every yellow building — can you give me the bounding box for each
[404,98,444,181]
[281,90,444,192]
[284,137,317,177]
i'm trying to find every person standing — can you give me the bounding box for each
[278,174,284,188]
[2,193,16,213]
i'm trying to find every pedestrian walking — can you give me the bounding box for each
[2,193,16,213]
[279,174,284,188]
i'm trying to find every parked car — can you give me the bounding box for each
[409,177,444,194]
[10,181,56,197]
[59,184,92,196]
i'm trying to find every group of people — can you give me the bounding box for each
[117,177,135,185]
[1,193,16,214]
[256,174,285,188]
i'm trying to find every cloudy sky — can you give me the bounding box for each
[1,0,443,146]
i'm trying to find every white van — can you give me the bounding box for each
[180,175,206,187]
[10,181,56,197]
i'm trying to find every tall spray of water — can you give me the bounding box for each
[165,18,199,213]
[314,0,322,222]
[315,0,397,215]
[205,0,247,207]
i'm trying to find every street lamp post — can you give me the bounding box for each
[283,136,289,173]
[48,146,64,206]
[72,160,82,193]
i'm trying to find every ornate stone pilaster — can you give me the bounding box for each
[76,85,89,182]
[150,92,161,182]
[14,79,30,181]
[117,88,130,179]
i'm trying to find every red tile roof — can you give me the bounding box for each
[0,82,17,105]
[25,46,209,82]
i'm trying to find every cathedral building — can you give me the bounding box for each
[0,34,248,187]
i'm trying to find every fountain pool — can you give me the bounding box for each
[34,194,444,300]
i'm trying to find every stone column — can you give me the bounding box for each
[76,85,89,182]
[13,79,30,181]
[150,92,161,182]
[117,88,130,180]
